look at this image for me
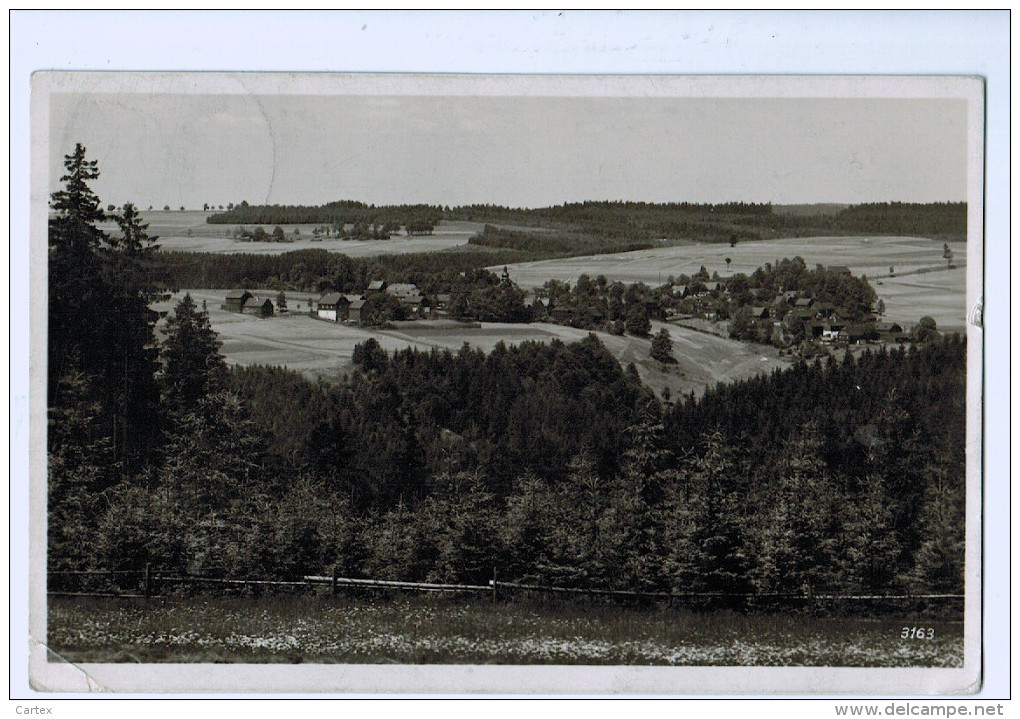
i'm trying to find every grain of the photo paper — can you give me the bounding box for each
[30,72,983,694]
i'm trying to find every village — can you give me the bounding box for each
[213,260,917,356]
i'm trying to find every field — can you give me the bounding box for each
[494,235,969,332]
[160,290,788,397]
[101,211,486,256]
[47,596,963,666]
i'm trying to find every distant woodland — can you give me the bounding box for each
[49,146,966,605]
[208,199,967,243]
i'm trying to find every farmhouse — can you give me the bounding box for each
[367,280,387,292]
[749,306,769,319]
[316,292,343,322]
[225,290,253,313]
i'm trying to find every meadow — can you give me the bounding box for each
[47,595,964,667]
[158,289,788,397]
[101,211,485,256]
[495,235,969,332]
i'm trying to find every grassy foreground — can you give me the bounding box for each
[47,595,963,667]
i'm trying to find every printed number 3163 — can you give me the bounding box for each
[901,627,935,639]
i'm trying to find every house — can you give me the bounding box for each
[874,321,908,342]
[806,321,827,339]
[367,280,386,292]
[386,283,420,300]
[550,305,573,323]
[794,297,814,309]
[840,324,873,344]
[784,307,815,330]
[820,325,840,342]
[813,301,837,319]
[401,292,426,311]
[750,306,769,319]
[316,292,343,322]
[874,321,904,334]
[346,298,366,324]
[225,289,253,313]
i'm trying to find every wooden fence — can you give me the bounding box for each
[46,566,964,612]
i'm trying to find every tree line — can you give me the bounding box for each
[204,198,967,244]
[207,199,442,233]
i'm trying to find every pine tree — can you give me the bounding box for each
[160,293,226,410]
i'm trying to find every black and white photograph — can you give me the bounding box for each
[28,71,984,695]
[13,12,1008,704]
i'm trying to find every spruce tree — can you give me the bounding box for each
[161,293,226,410]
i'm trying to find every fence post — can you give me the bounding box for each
[144,563,151,599]
[331,566,338,597]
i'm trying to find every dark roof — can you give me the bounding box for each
[343,293,365,303]
[795,297,813,307]
[367,280,386,291]
[387,283,419,297]
[874,321,903,332]
[348,299,366,310]
[318,292,343,305]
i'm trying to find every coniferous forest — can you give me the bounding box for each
[47,146,966,607]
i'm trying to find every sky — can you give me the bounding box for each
[48,91,969,211]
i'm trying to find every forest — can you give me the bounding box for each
[206,199,443,232]
[48,146,966,607]
[204,198,967,244]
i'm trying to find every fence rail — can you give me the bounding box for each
[46,567,963,608]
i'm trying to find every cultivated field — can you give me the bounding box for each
[48,596,963,667]
[495,236,970,332]
[160,290,788,397]
[102,212,486,256]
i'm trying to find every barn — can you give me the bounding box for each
[347,298,366,324]
[225,290,253,313]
